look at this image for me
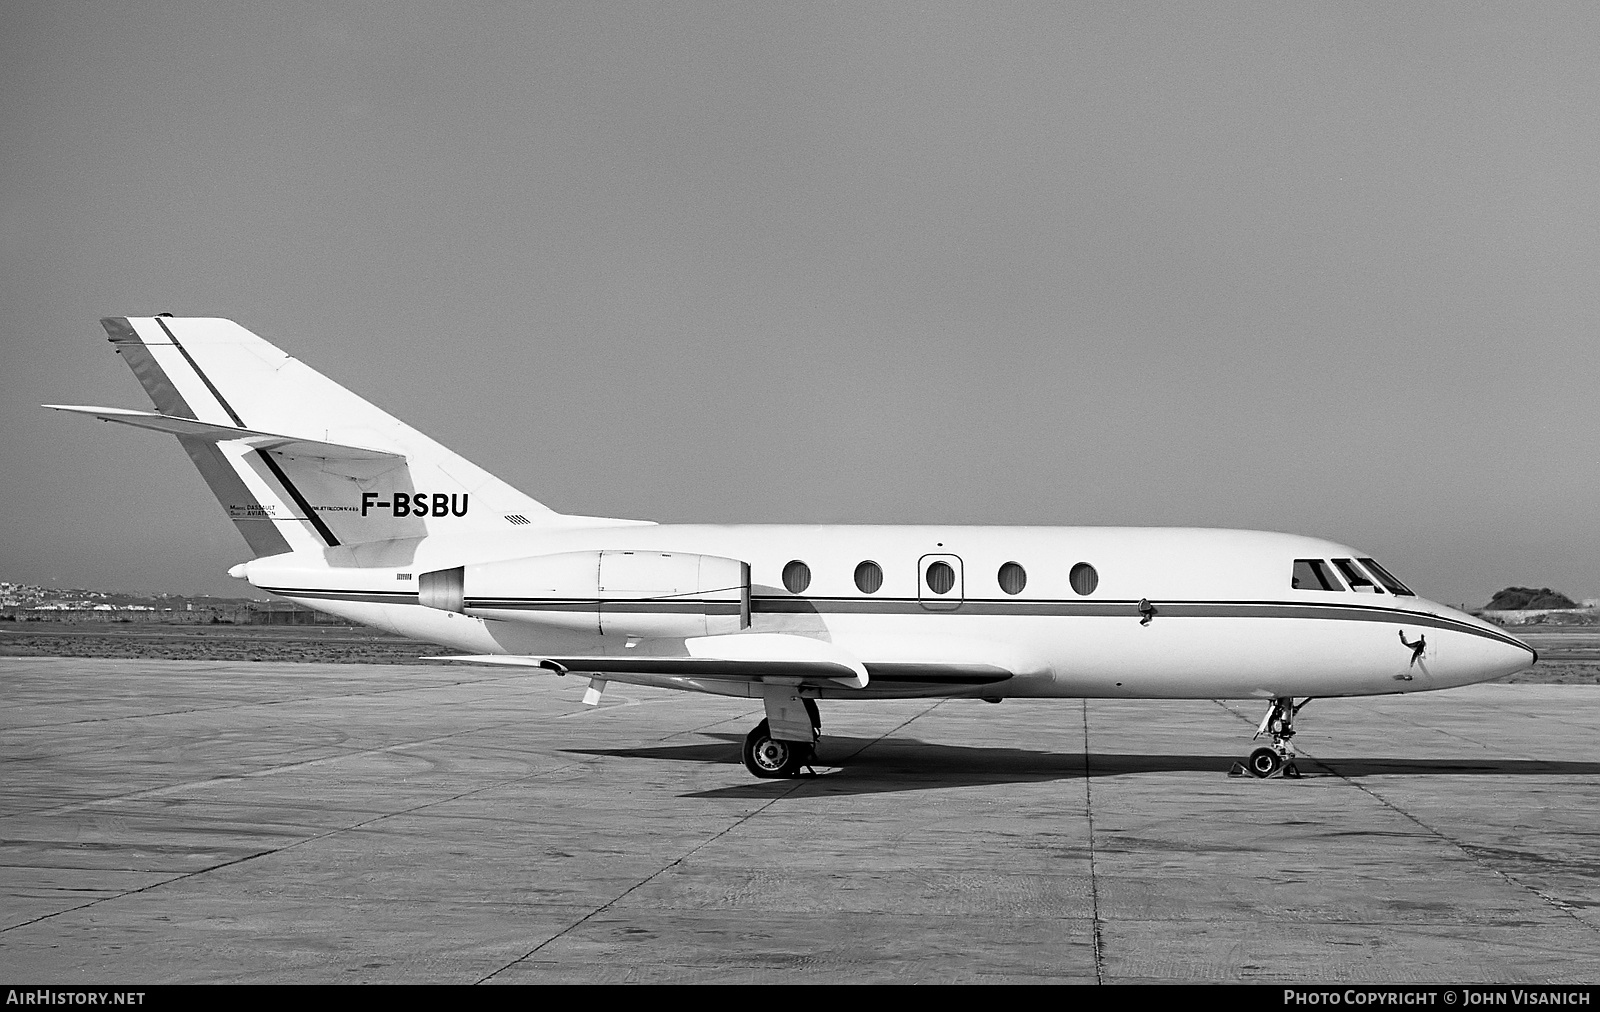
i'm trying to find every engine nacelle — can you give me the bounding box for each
[419,550,750,637]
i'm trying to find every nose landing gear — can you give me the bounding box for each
[1230,696,1309,779]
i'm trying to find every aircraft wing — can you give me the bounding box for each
[432,634,1017,692]
[44,405,404,461]
[433,633,872,689]
[433,652,871,687]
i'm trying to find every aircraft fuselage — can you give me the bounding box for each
[238,523,1534,702]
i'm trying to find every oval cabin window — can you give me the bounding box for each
[782,560,811,594]
[925,561,955,595]
[854,560,883,594]
[998,561,1026,595]
[1069,562,1098,596]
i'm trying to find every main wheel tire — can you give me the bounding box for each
[742,719,807,778]
[1247,746,1282,778]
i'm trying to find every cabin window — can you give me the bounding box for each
[1332,558,1383,593]
[782,560,811,594]
[925,561,956,595]
[854,560,883,594]
[998,561,1027,595]
[1359,558,1414,596]
[1291,559,1344,591]
[1069,562,1098,596]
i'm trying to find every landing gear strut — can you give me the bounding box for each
[1230,696,1309,779]
[741,697,822,779]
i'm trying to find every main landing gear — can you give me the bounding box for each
[742,697,822,778]
[1230,696,1309,779]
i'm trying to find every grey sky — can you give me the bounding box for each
[3,2,1596,606]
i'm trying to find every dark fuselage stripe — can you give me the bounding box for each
[263,587,420,605]
[467,598,744,615]
[750,596,1524,647]
[261,586,1526,652]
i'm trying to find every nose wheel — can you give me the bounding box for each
[1245,746,1287,778]
[1230,697,1308,779]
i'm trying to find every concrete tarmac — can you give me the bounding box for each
[3,657,1599,984]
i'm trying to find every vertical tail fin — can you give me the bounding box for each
[71,316,606,558]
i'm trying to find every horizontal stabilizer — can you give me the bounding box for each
[44,405,404,461]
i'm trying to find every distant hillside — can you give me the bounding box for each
[1484,587,1580,611]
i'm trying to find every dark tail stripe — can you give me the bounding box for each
[180,439,295,558]
[153,317,246,427]
[254,449,341,547]
[103,318,198,420]
[102,319,295,557]
[150,319,341,548]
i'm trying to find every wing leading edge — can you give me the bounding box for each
[432,653,1016,691]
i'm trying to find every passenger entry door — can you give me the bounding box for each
[918,553,963,611]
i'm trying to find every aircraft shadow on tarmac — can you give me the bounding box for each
[561,734,1600,798]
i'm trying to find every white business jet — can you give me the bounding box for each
[49,317,1536,779]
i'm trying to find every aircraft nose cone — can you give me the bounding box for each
[1421,606,1539,688]
[1478,631,1537,682]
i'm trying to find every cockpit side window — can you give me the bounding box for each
[1292,559,1344,591]
[1332,558,1383,593]
[1359,558,1414,596]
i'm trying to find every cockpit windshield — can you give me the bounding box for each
[1292,557,1415,596]
[1332,558,1381,593]
[1291,559,1343,591]
[1358,558,1414,596]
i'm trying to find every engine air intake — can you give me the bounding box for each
[418,566,464,612]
